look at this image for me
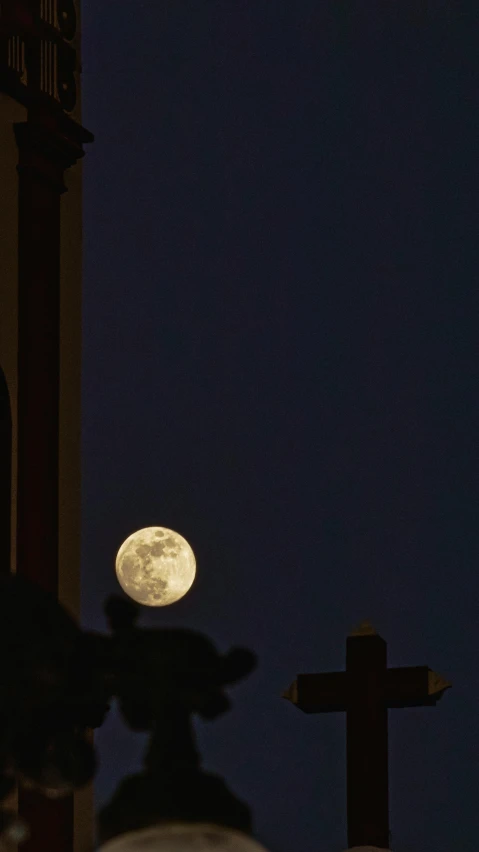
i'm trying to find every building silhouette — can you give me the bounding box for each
[0,2,92,850]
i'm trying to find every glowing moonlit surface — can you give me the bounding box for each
[344,847,393,851]
[100,823,267,852]
[115,527,196,607]
[99,824,270,852]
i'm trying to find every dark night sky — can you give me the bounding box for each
[80,3,478,850]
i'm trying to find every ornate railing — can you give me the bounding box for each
[0,0,78,113]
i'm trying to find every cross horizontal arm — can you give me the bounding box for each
[283,671,348,713]
[283,666,451,714]
[385,666,451,708]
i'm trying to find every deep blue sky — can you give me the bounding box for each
[80,3,478,851]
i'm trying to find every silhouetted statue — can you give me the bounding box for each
[0,575,257,847]
[99,595,257,845]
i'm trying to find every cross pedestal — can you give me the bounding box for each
[284,621,450,849]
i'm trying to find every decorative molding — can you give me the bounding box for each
[15,114,86,190]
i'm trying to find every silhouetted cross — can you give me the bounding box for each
[283,621,451,849]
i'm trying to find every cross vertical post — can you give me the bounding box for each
[346,630,388,848]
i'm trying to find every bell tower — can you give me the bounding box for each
[0,1,93,850]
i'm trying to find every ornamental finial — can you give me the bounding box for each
[349,619,377,637]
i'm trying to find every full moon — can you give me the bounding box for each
[115,527,196,607]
